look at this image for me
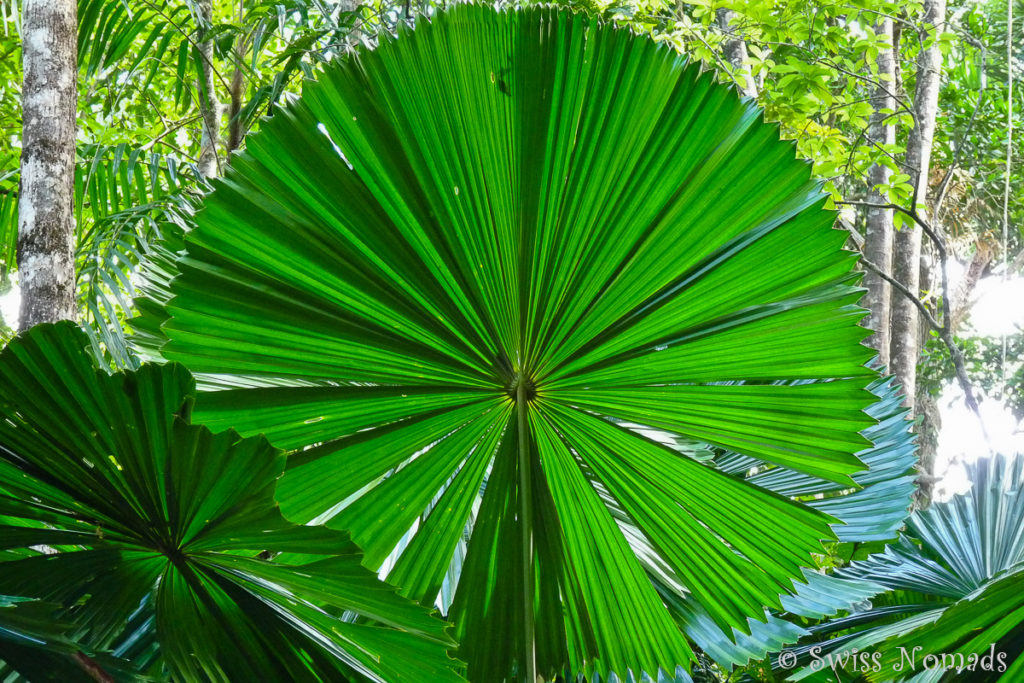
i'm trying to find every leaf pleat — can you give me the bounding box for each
[541,403,835,633]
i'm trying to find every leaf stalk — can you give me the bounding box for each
[516,379,537,683]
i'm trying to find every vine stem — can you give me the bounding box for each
[516,377,537,683]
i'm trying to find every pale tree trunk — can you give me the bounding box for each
[339,0,362,51]
[890,0,947,408]
[952,239,995,329]
[862,17,896,369]
[716,9,757,98]
[226,48,244,157]
[915,241,940,501]
[18,0,77,331]
[196,0,221,178]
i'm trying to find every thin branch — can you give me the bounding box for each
[838,216,865,250]
[135,0,232,92]
[670,21,760,95]
[726,35,916,116]
[839,4,926,40]
[860,255,943,331]
[840,199,990,442]
[143,114,203,152]
[841,109,911,182]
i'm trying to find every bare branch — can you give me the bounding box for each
[840,199,989,441]
[860,256,942,331]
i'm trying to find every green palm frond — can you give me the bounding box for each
[77,0,193,80]
[719,375,917,543]
[868,565,1024,682]
[147,6,880,680]
[0,322,464,682]
[780,455,1024,682]
[0,183,14,284]
[674,376,917,671]
[0,141,204,358]
[74,143,205,368]
[0,596,144,682]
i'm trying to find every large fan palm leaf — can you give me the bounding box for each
[151,6,878,680]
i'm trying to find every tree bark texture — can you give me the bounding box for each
[716,9,757,98]
[226,45,245,156]
[196,0,222,178]
[863,18,896,370]
[225,0,245,158]
[891,0,947,408]
[18,0,78,331]
[952,238,994,329]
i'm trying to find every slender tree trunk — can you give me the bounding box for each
[196,0,221,177]
[18,0,77,331]
[225,0,244,158]
[863,18,896,369]
[716,9,757,98]
[915,240,940,499]
[952,239,994,328]
[226,48,244,156]
[890,0,947,408]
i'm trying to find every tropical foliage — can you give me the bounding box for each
[676,376,917,674]
[0,322,462,682]
[1,0,1022,682]
[775,455,1024,682]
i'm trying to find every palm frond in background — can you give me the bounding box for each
[776,455,1024,682]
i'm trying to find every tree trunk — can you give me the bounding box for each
[890,0,947,408]
[333,0,363,53]
[862,18,896,370]
[17,0,78,331]
[225,0,245,158]
[226,46,245,157]
[952,238,995,329]
[196,0,221,178]
[715,9,757,98]
[914,391,943,506]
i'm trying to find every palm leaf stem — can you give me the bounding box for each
[517,376,538,683]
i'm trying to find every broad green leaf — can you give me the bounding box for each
[151,6,879,680]
[0,323,463,683]
[725,375,918,542]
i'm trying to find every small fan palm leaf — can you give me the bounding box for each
[0,322,463,683]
